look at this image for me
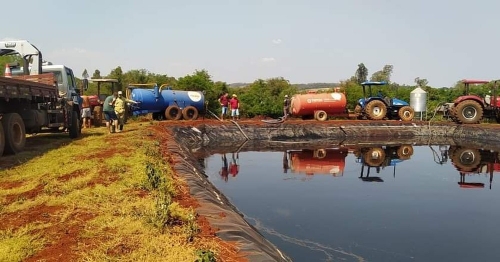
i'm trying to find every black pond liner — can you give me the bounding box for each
[166,121,500,261]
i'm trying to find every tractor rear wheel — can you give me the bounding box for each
[398,106,414,121]
[365,100,387,120]
[93,106,103,127]
[452,148,481,172]
[1,113,26,154]
[455,100,483,124]
[363,147,386,167]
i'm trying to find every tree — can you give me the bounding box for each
[370,65,393,83]
[355,63,368,84]
[414,77,429,88]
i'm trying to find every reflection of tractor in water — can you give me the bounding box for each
[354,145,414,182]
[354,81,414,121]
[448,146,500,189]
[286,148,349,176]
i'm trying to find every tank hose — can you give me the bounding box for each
[427,101,449,129]
[230,120,249,140]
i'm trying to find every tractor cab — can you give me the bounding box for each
[356,81,414,121]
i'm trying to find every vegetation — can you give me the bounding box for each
[0,121,225,261]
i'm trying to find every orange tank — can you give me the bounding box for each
[290,91,347,117]
[289,148,348,176]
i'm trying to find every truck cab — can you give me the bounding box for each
[10,63,79,100]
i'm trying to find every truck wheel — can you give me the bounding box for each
[1,113,26,154]
[93,106,103,127]
[455,100,483,124]
[398,106,414,121]
[69,111,80,139]
[365,100,387,120]
[0,124,5,156]
[397,145,414,160]
[182,106,199,120]
[165,106,182,120]
[363,147,386,167]
[314,110,328,121]
[452,148,481,172]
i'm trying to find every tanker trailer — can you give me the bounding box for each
[289,90,348,121]
[128,84,205,120]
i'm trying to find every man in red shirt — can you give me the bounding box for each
[229,94,240,121]
[218,92,229,120]
[229,153,239,177]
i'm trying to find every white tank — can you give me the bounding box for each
[410,87,427,113]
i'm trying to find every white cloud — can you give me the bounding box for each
[261,57,276,63]
[272,39,282,44]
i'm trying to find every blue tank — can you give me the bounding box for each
[129,85,205,119]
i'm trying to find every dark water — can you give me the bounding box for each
[203,144,500,262]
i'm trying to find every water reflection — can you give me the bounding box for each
[448,146,498,189]
[203,143,500,261]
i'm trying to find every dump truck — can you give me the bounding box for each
[0,40,81,156]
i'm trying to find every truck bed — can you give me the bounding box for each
[0,74,58,100]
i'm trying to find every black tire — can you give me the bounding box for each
[455,100,483,124]
[182,106,199,120]
[314,149,327,159]
[365,100,387,120]
[314,110,328,121]
[452,148,481,172]
[1,113,26,154]
[0,124,5,156]
[164,105,182,120]
[69,110,80,139]
[93,106,103,127]
[398,106,414,121]
[397,145,414,160]
[363,147,386,167]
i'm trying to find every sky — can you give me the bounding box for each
[2,0,500,87]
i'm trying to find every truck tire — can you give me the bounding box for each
[365,100,387,120]
[93,106,103,127]
[69,110,80,139]
[398,106,414,121]
[0,124,5,157]
[455,100,483,124]
[182,106,199,120]
[165,106,182,120]
[363,147,386,167]
[314,110,328,121]
[2,113,26,154]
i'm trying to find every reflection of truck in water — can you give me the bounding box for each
[286,148,349,176]
[353,145,414,182]
[448,146,500,189]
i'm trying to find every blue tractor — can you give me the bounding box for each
[354,81,414,121]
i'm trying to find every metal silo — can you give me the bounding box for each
[410,87,427,120]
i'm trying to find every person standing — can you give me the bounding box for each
[81,95,92,128]
[229,94,240,121]
[114,91,138,132]
[218,92,229,121]
[283,94,291,119]
[229,152,239,177]
[103,92,118,133]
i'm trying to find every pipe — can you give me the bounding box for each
[230,120,249,140]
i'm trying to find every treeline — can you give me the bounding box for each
[2,54,497,119]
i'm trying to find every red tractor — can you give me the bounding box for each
[450,79,500,124]
[81,78,118,127]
